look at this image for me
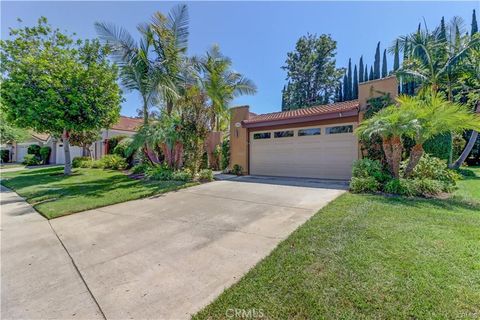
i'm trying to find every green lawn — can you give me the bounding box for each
[1,166,196,219]
[194,168,480,320]
[0,163,24,169]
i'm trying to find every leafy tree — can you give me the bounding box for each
[282,33,343,109]
[374,42,381,79]
[382,49,388,77]
[195,45,256,131]
[472,9,478,35]
[1,18,121,175]
[359,56,364,83]
[353,64,358,99]
[69,130,101,157]
[0,110,29,144]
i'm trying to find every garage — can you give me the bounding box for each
[249,123,358,180]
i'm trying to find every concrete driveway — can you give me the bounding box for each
[2,177,346,319]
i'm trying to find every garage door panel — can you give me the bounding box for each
[250,123,358,180]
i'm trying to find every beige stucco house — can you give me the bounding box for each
[6,116,142,164]
[229,76,398,180]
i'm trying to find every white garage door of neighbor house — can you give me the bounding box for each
[15,144,31,163]
[56,143,84,164]
[249,123,358,180]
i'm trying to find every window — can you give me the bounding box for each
[274,130,294,138]
[253,132,271,139]
[298,128,321,136]
[325,125,353,134]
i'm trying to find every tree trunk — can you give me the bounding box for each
[450,130,478,169]
[451,102,479,169]
[63,130,72,175]
[404,144,424,177]
[144,145,160,164]
[390,136,403,179]
[166,100,174,116]
[142,98,149,125]
[382,137,394,175]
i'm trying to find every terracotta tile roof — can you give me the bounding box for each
[244,100,360,125]
[110,116,143,132]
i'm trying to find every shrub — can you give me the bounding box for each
[221,139,230,170]
[107,135,127,154]
[172,168,193,182]
[352,159,389,182]
[72,156,90,168]
[384,179,417,197]
[22,154,41,166]
[145,164,173,181]
[232,164,243,176]
[0,149,10,163]
[132,163,152,174]
[406,154,460,185]
[112,137,132,158]
[349,176,380,193]
[89,160,103,169]
[411,178,449,196]
[198,169,214,182]
[423,133,452,162]
[100,154,127,170]
[27,144,41,156]
[39,146,51,164]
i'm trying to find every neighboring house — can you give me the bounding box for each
[7,116,143,164]
[229,76,398,180]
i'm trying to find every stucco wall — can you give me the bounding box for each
[358,76,398,108]
[229,106,250,173]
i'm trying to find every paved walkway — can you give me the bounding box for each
[2,178,346,319]
[0,186,103,319]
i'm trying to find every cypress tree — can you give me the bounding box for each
[374,42,381,79]
[369,66,374,81]
[347,58,352,100]
[472,9,478,35]
[338,83,343,102]
[364,65,368,83]
[359,56,364,83]
[402,38,409,93]
[439,17,447,42]
[353,64,358,99]
[382,49,388,78]
[343,74,348,101]
[393,40,400,71]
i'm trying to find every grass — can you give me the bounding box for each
[1,166,197,219]
[0,163,24,169]
[194,168,480,320]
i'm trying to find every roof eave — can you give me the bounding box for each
[242,108,359,128]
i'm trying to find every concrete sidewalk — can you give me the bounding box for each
[0,186,103,320]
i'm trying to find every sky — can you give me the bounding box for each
[1,1,478,116]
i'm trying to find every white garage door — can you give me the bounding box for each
[250,123,358,180]
[15,143,34,163]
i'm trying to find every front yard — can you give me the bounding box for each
[194,168,480,319]
[1,166,196,219]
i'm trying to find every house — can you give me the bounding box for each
[7,116,143,164]
[229,76,398,180]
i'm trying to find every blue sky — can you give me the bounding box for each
[1,1,477,116]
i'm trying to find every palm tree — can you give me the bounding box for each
[150,4,190,115]
[356,106,417,178]
[94,22,176,125]
[398,92,480,176]
[194,45,257,131]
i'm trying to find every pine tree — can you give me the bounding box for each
[472,9,478,35]
[353,64,358,99]
[369,65,374,81]
[382,49,388,78]
[359,56,364,83]
[281,85,286,110]
[343,74,348,101]
[364,64,368,83]
[374,42,381,79]
[393,40,400,71]
[347,58,352,100]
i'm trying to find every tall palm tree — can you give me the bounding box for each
[356,106,417,178]
[150,4,190,115]
[398,92,480,176]
[194,45,257,131]
[94,22,176,125]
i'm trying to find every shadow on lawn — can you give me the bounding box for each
[371,193,480,212]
